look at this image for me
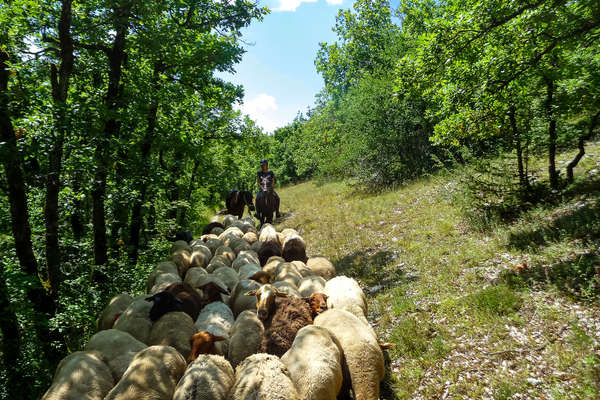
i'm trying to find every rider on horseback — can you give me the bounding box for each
[256,159,281,218]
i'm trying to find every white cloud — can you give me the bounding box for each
[325,0,343,4]
[275,0,317,12]
[238,93,281,133]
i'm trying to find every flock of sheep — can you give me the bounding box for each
[42,215,390,400]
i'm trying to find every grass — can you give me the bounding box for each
[274,142,600,399]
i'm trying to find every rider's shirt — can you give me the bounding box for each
[258,170,275,191]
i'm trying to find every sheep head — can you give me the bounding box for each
[245,284,288,321]
[188,331,226,363]
[198,281,230,303]
[305,292,328,318]
[248,270,273,284]
[145,291,184,322]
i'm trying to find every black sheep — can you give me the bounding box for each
[257,240,282,266]
[146,282,228,322]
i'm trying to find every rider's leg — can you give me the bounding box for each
[274,191,281,218]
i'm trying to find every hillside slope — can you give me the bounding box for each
[274,145,600,399]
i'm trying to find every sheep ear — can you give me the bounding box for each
[244,290,258,296]
[212,335,226,342]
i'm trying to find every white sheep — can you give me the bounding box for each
[41,351,114,400]
[281,325,344,400]
[149,311,197,360]
[251,240,263,252]
[273,281,301,298]
[298,275,326,297]
[323,275,368,324]
[227,310,264,368]
[207,255,231,272]
[189,248,211,269]
[229,279,261,317]
[146,261,179,292]
[184,266,208,288]
[222,215,237,227]
[238,263,262,280]
[104,345,187,400]
[306,256,336,280]
[204,238,223,255]
[84,329,146,380]
[171,249,192,277]
[213,266,240,291]
[280,228,298,238]
[243,231,258,244]
[274,262,302,287]
[172,354,235,400]
[218,227,244,242]
[291,260,313,277]
[97,293,133,331]
[149,271,182,294]
[215,246,236,264]
[258,223,278,243]
[194,301,234,356]
[313,309,384,400]
[262,256,285,276]
[113,295,153,344]
[170,240,192,254]
[232,252,260,271]
[228,353,299,400]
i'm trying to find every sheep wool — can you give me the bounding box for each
[238,263,262,280]
[213,266,240,291]
[298,275,326,297]
[282,233,308,263]
[313,309,384,400]
[272,281,301,298]
[274,262,302,287]
[171,240,192,254]
[291,260,313,278]
[281,325,343,400]
[113,295,153,344]
[323,275,369,324]
[306,256,336,280]
[104,345,186,400]
[149,311,198,360]
[41,351,114,400]
[84,329,146,381]
[242,231,258,244]
[204,238,223,255]
[97,293,133,331]
[146,261,180,292]
[228,353,300,400]
[173,354,235,400]
[149,271,182,294]
[184,266,209,288]
[258,223,278,243]
[195,301,234,356]
[227,310,264,368]
[229,279,261,317]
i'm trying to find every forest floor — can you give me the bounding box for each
[273,144,600,400]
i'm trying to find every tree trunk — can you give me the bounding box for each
[509,105,527,192]
[70,172,86,240]
[566,111,599,184]
[93,3,130,266]
[0,267,26,399]
[45,0,74,298]
[545,77,559,190]
[178,160,200,227]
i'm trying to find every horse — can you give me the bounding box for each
[226,189,255,219]
[255,176,277,227]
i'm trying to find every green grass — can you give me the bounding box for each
[275,143,600,399]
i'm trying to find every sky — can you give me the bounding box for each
[221,0,350,132]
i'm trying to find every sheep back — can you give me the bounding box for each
[282,233,308,263]
[97,293,133,331]
[257,241,282,266]
[258,223,278,243]
[195,301,234,356]
[281,325,344,400]
[260,297,313,357]
[149,311,197,360]
[173,354,234,400]
[84,329,146,381]
[227,310,264,368]
[323,276,368,324]
[113,295,153,344]
[104,345,186,400]
[184,267,209,288]
[229,279,261,317]
[313,309,384,400]
[41,351,114,400]
[170,240,192,254]
[298,275,326,297]
[306,256,336,280]
[228,353,299,400]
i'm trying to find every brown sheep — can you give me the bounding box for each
[245,285,328,357]
[188,331,226,363]
[281,233,308,263]
[257,240,282,266]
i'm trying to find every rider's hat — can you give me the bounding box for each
[260,159,268,165]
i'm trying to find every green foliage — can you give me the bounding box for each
[462,285,522,317]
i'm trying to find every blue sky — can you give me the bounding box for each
[222,0,350,132]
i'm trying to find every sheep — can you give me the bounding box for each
[199,233,218,242]
[277,232,286,247]
[238,263,262,280]
[282,233,308,263]
[258,223,278,243]
[258,241,283,266]
[313,309,384,400]
[251,240,262,252]
[228,353,300,400]
[239,249,259,261]
[222,215,237,227]
[274,262,302,287]
[229,279,261,317]
[212,226,225,236]
[195,276,231,304]
[323,275,369,325]
[263,256,285,275]
[245,284,313,357]
[84,329,146,380]
[171,249,192,276]
[146,282,205,322]
[203,221,225,235]
[243,231,258,244]
[249,270,273,284]
[280,228,298,238]
[291,260,313,277]
[218,227,244,242]
[207,255,231,272]
[273,281,301,298]
[146,261,180,292]
[113,295,153,344]
[97,293,133,331]
[280,325,345,400]
[298,275,326,297]
[104,345,187,400]
[172,354,234,400]
[231,239,251,256]
[188,331,226,362]
[194,301,234,357]
[204,237,224,255]
[171,240,192,254]
[305,292,328,319]
[232,252,259,271]
[184,266,208,287]
[215,246,236,264]
[149,271,182,294]
[41,351,114,400]
[306,256,336,280]
[213,266,240,292]
[227,310,265,368]
[189,248,211,269]
[148,311,197,360]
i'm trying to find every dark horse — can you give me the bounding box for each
[225,190,255,219]
[255,176,277,226]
